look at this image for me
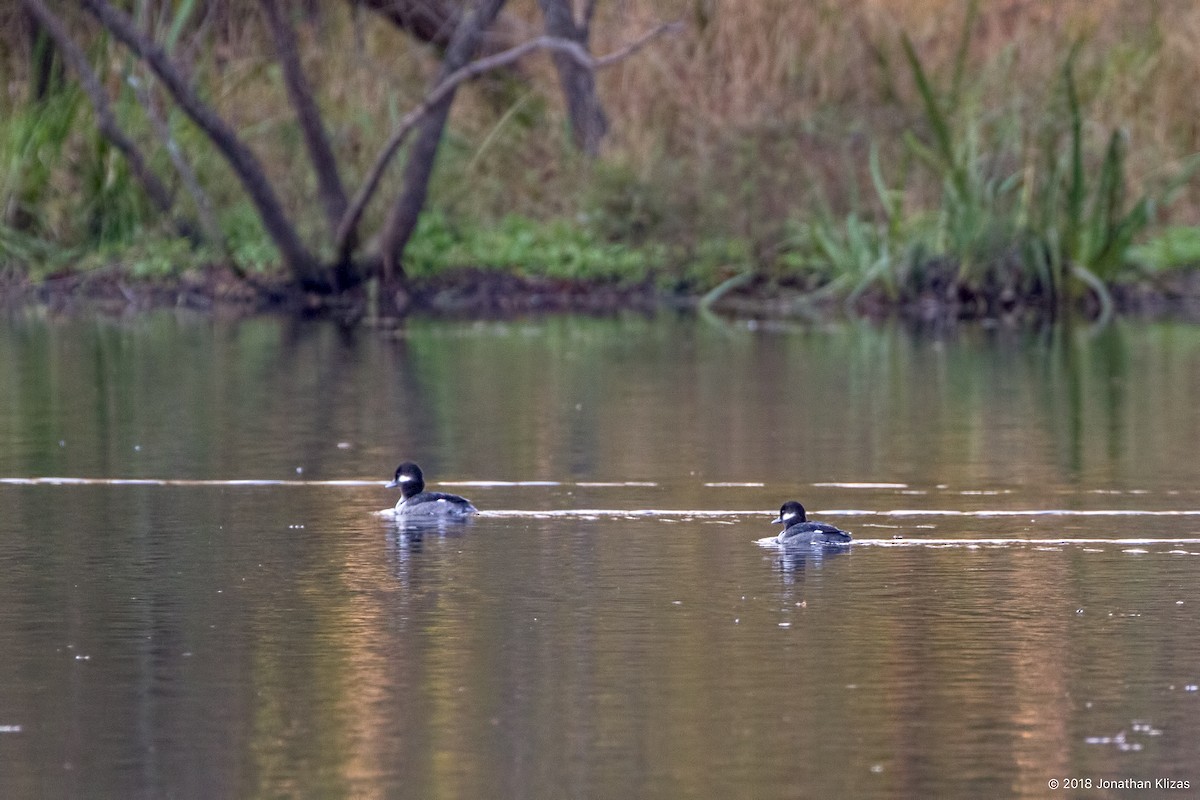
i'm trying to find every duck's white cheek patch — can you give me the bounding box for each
[399,474,416,483]
[783,512,798,522]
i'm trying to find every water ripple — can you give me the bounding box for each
[756,537,1200,548]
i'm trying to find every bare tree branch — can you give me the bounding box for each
[377,0,509,285]
[586,22,683,68]
[336,20,682,259]
[126,69,226,254]
[81,0,327,288]
[260,0,349,238]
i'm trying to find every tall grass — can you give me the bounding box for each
[1,85,81,240]
[588,0,1200,287]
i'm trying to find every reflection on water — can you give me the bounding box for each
[385,513,474,554]
[2,313,1199,490]
[768,541,852,585]
[2,313,1200,798]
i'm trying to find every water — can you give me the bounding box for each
[2,312,1199,798]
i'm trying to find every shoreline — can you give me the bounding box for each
[4,265,1200,324]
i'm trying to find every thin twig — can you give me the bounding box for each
[128,71,226,252]
[336,20,683,258]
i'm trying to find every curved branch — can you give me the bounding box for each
[261,0,349,237]
[1071,263,1114,328]
[81,0,326,287]
[336,20,682,259]
[126,70,225,252]
[377,0,508,284]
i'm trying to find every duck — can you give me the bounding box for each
[771,501,851,545]
[387,461,477,518]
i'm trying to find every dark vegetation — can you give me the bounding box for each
[2,1,1200,322]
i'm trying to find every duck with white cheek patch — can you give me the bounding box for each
[771,501,852,545]
[387,461,478,518]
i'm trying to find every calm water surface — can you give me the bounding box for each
[2,312,1200,798]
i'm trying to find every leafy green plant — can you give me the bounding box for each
[404,210,661,282]
[1129,225,1200,271]
[779,141,912,305]
[0,77,175,271]
[900,32,1022,280]
[1020,49,1158,319]
[806,213,895,302]
[1045,52,1153,279]
[896,24,1171,321]
[220,202,280,273]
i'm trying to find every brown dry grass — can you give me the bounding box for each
[582,0,1200,219]
[4,0,1200,259]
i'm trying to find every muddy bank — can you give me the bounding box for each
[712,269,1200,324]
[1,266,669,319]
[4,264,1200,323]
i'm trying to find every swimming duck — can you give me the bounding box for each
[387,461,477,518]
[771,501,851,545]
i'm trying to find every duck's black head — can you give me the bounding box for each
[772,501,807,525]
[386,461,425,498]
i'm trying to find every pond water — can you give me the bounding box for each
[1,311,1199,798]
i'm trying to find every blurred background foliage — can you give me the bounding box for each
[1,0,1198,299]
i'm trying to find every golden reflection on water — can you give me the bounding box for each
[3,316,1200,797]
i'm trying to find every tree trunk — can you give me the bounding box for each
[537,0,607,155]
[260,0,349,238]
[352,0,520,59]
[378,0,508,285]
[354,0,461,48]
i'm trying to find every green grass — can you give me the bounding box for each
[403,211,663,282]
[1,85,85,270]
[1129,226,1200,271]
